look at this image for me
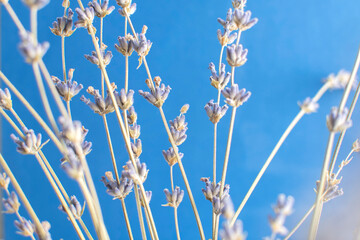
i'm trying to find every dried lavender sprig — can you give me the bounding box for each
[88,0,115,18]
[50,8,76,37]
[309,46,360,240]
[52,69,83,102]
[0,88,12,110]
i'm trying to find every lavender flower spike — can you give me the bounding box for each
[88,0,115,18]
[162,147,184,166]
[52,69,83,101]
[220,220,247,240]
[11,128,48,155]
[59,195,84,219]
[129,123,141,139]
[139,80,171,107]
[233,9,258,31]
[18,32,49,64]
[22,0,49,9]
[163,186,185,208]
[217,8,237,32]
[222,84,251,108]
[127,106,138,124]
[226,44,248,67]
[323,69,358,90]
[268,194,294,236]
[0,173,10,191]
[85,49,113,66]
[75,7,95,30]
[116,0,131,8]
[205,100,229,124]
[170,115,188,131]
[209,62,231,90]
[170,126,187,146]
[61,147,84,180]
[115,34,134,56]
[59,117,83,144]
[118,3,137,17]
[14,217,35,237]
[326,107,352,132]
[139,190,152,207]
[131,139,142,158]
[314,171,343,202]
[0,88,12,110]
[3,192,20,213]
[232,0,247,9]
[217,28,237,46]
[80,85,115,115]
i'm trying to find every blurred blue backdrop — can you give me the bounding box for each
[1,0,360,239]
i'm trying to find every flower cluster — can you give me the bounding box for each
[52,69,83,102]
[122,160,148,185]
[101,172,134,200]
[11,128,48,155]
[324,69,358,90]
[163,187,184,208]
[222,84,251,108]
[268,194,294,236]
[162,147,183,166]
[115,34,134,56]
[88,0,115,18]
[205,100,229,124]
[50,8,76,37]
[0,88,12,110]
[139,77,171,108]
[81,85,116,115]
[326,107,352,132]
[209,62,231,90]
[18,32,49,63]
[298,97,319,114]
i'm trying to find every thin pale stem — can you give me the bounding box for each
[219,46,224,73]
[236,31,242,46]
[213,123,218,184]
[0,108,23,137]
[170,166,174,191]
[284,205,314,240]
[32,63,60,134]
[61,36,67,82]
[0,71,63,151]
[308,132,335,240]
[174,207,181,240]
[121,199,134,240]
[10,108,25,130]
[139,184,159,239]
[2,2,26,34]
[102,114,121,184]
[143,204,155,240]
[159,107,205,240]
[30,8,37,43]
[0,154,46,239]
[67,100,72,119]
[79,218,94,240]
[134,185,147,240]
[231,67,235,85]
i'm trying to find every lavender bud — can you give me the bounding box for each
[59,117,83,144]
[163,186,184,208]
[226,44,248,67]
[132,32,152,58]
[217,8,237,32]
[122,160,148,185]
[18,32,49,63]
[298,97,319,114]
[233,9,258,31]
[220,220,246,240]
[88,0,115,18]
[59,195,84,219]
[127,106,138,124]
[50,9,76,37]
[170,115,188,131]
[116,0,131,8]
[75,7,95,30]
[85,49,113,66]
[3,192,20,213]
[0,88,12,110]
[118,3,137,17]
[315,172,343,202]
[81,86,115,115]
[52,69,83,101]
[131,139,142,158]
[115,35,134,56]
[22,0,49,9]
[170,126,187,146]
[217,28,237,46]
[139,190,152,207]
[326,107,352,132]
[61,147,83,179]
[162,147,183,166]
[201,177,230,203]
[14,217,35,237]
[324,70,358,90]
[129,123,141,139]
[139,82,171,108]
[352,139,360,152]
[268,194,294,236]
[0,173,10,191]
[115,89,134,110]
[11,128,46,155]
[205,100,229,124]
[232,0,246,9]
[222,84,251,108]
[101,172,134,199]
[209,62,231,90]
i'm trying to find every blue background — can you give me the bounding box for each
[1,0,360,239]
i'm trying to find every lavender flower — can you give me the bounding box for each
[213,194,231,216]
[0,88,12,110]
[162,147,183,166]
[352,139,360,152]
[163,187,184,208]
[170,126,187,146]
[3,192,20,214]
[52,69,83,101]
[217,28,237,46]
[205,100,229,124]
[222,84,251,108]
[218,9,237,32]
[85,49,113,66]
[18,32,49,63]
[129,123,141,139]
[132,28,152,59]
[233,9,258,31]
[75,7,95,30]
[268,194,294,236]
[22,0,49,9]
[81,140,93,156]
[14,218,35,237]
[221,196,235,219]
[131,139,142,158]
[115,35,134,56]
[122,160,148,185]
[0,173,10,191]
[118,3,137,17]
[50,8,76,37]
[101,172,134,199]
[220,220,246,240]
[59,117,83,145]
[139,81,171,108]
[201,177,230,203]
[115,89,134,110]
[326,107,352,132]
[232,0,246,9]
[11,128,47,155]
[116,0,131,8]
[315,171,343,202]
[298,97,319,114]
[209,63,231,90]
[226,44,248,67]
[88,0,115,18]
[59,195,84,219]
[61,147,84,180]
[170,115,188,131]
[39,221,52,240]
[81,86,115,115]
[324,69,358,90]
[127,106,138,124]
[139,190,152,207]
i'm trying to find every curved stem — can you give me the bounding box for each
[284,205,314,240]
